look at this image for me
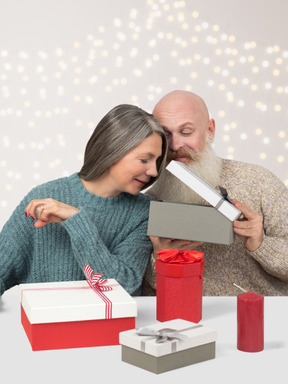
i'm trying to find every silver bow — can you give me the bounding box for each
[136,327,189,343]
[136,324,203,352]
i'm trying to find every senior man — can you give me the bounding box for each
[142,90,288,296]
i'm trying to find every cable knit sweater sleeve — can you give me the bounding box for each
[245,167,288,281]
[61,174,153,295]
[0,192,37,295]
[60,204,152,295]
[221,160,288,283]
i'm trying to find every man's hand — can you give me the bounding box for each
[150,236,203,259]
[232,199,264,252]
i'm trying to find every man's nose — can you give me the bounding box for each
[169,134,184,151]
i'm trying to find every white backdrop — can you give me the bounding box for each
[1,0,288,229]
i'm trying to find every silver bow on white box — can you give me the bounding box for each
[136,324,203,352]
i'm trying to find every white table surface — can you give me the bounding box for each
[1,287,287,384]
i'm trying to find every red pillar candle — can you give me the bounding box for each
[237,292,264,352]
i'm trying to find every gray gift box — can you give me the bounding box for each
[147,200,235,245]
[119,319,217,374]
[147,160,241,245]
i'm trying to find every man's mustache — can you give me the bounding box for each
[167,149,201,163]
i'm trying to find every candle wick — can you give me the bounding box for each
[233,283,247,293]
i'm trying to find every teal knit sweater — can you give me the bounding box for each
[0,173,153,296]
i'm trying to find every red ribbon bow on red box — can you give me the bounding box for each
[157,249,204,264]
[84,264,113,319]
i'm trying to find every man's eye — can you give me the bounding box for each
[181,131,192,136]
[140,159,148,164]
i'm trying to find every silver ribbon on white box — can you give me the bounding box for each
[136,325,203,353]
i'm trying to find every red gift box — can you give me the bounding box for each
[156,250,204,323]
[21,305,134,351]
[20,265,137,351]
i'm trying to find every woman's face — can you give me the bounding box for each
[107,132,163,195]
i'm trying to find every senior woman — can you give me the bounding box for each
[0,104,167,296]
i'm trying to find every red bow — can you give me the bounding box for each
[157,249,204,264]
[84,264,112,318]
[84,264,112,292]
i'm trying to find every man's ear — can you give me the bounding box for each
[208,119,216,140]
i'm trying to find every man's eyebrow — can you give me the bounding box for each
[163,123,194,131]
[179,123,195,129]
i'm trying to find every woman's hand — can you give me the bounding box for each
[25,198,79,228]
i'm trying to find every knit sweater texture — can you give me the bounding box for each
[0,173,153,296]
[142,159,288,296]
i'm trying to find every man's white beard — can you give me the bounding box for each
[148,145,222,205]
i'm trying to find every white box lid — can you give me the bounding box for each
[20,279,137,324]
[119,319,217,357]
[167,161,241,221]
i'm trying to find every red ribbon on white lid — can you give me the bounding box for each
[84,264,113,319]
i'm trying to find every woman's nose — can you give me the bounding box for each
[146,162,158,177]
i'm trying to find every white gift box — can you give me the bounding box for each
[20,279,137,351]
[120,319,217,374]
[167,160,241,221]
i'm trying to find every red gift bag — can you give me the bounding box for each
[156,249,204,323]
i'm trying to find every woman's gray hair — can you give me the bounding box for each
[79,104,167,190]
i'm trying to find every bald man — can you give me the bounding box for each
[142,90,288,296]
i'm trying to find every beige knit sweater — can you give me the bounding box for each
[142,159,288,296]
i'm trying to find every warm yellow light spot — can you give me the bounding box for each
[223,135,230,142]
[251,84,258,91]
[276,87,284,94]
[255,128,262,135]
[277,155,285,163]
[259,152,267,160]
